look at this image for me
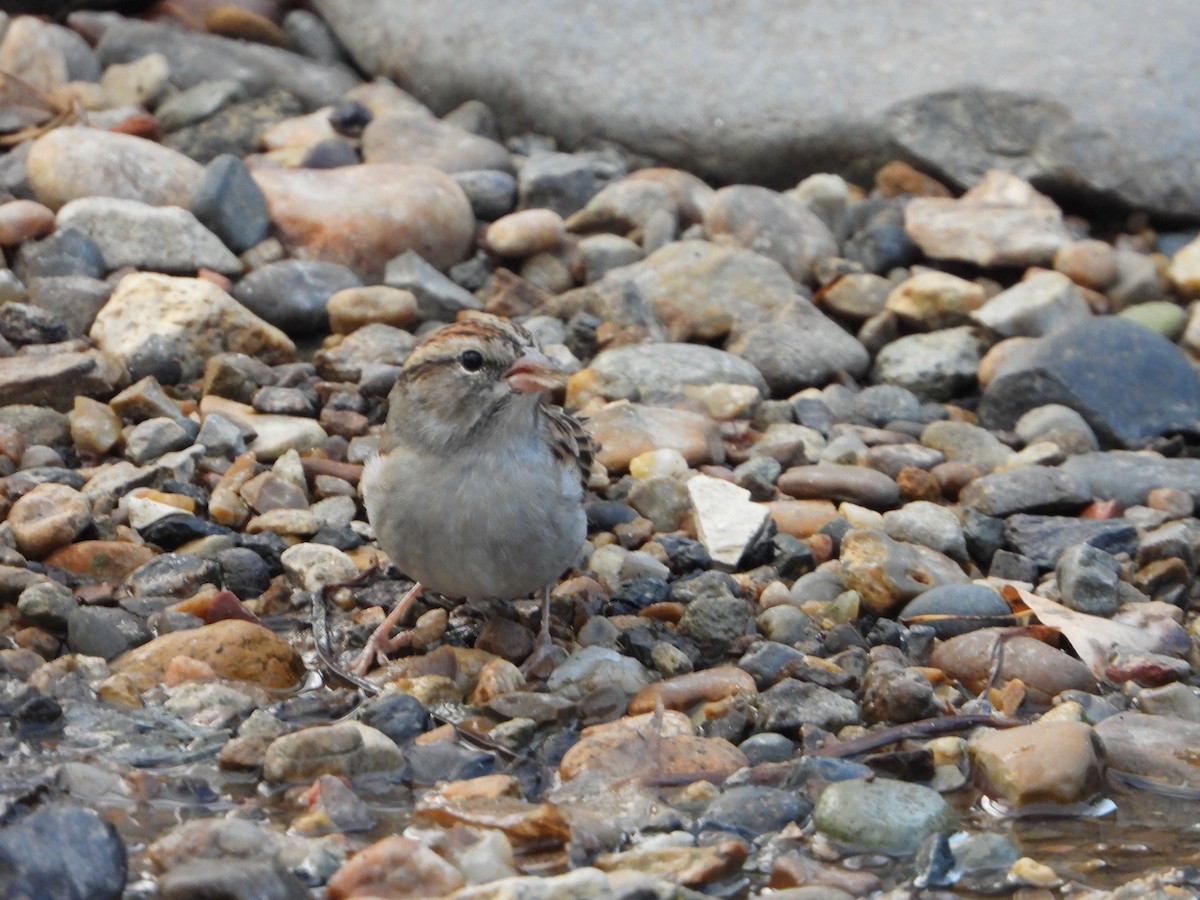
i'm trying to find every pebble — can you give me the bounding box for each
[189,153,271,254]
[570,342,767,405]
[0,804,128,900]
[585,402,723,472]
[903,171,1073,268]
[112,619,305,691]
[0,199,56,245]
[931,628,1096,706]
[484,208,566,257]
[968,720,1102,809]
[703,184,838,283]
[232,259,361,336]
[813,778,955,856]
[383,249,483,319]
[979,316,1200,449]
[778,464,900,509]
[326,835,465,899]
[361,114,514,173]
[959,464,1091,516]
[972,270,1091,337]
[90,272,295,382]
[27,126,203,210]
[262,722,403,782]
[898,583,1012,637]
[7,481,91,559]
[886,269,984,329]
[326,285,419,334]
[251,164,475,280]
[1095,711,1200,791]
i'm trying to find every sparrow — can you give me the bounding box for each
[351,314,592,676]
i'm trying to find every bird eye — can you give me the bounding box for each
[460,349,485,372]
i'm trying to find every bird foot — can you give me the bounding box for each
[348,628,414,677]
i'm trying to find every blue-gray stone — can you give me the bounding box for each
[1003,514,1138,570]
[979,317,1200,449]
[233,260,361,336]
[0,804,127,900]
[191,154,271,253]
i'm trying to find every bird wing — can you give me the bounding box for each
[541,405,595,496]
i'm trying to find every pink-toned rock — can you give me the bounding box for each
[582,401,724,473]
[0,200,56,245]
[27,127,204,211]
[931,627,1097,706]
[252,163,474,280]
[327,285,419,334]
[327,836,465,900]
[7,482,91,559]
[560,710,749,783]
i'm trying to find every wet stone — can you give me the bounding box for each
[405,742,495,784]
[1095,711,1200,792]
[931,628,1097,706]
[66,607,152,661]
[814,777,956,856]
[969,720,1103,809]
[1004,513,1138,569]
[262,722,404,783]
[0,803,127,900]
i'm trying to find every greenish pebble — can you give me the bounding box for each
[1119,301,1188,340]
[814,777,956,856]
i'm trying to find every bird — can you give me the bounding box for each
[350,314,592,677]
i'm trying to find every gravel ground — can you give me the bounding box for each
[0,4,1199,900]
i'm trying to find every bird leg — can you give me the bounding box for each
[349,581,424,676]
[520,585,558,678]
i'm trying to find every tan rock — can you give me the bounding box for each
[594,839,748,886]
[252,163,474,280]
[112,619,305,691]
[1168,235,1200,298]
[969,720,1102,808]
[703,184,837,283]
[362,113,514,173]
[91,274,294,382]
[0,351,127,412]
[27,127,204,210]
[931,627,1097,706]
[484,208,567,257]
[839,529,969,614]
[559,709,748,783]
[629,666,757,714]
[766,499,840,537]
[904,171,1072,268]
[886,270,985,329]
[327,285,419,334]
[7,482,91,559]
[415,793,570,847]
[262,722,403,782]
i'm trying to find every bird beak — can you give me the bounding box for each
[503,347,564,394]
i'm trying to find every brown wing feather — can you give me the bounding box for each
[541,405,595,495]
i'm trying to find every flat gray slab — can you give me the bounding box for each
[313,0,1200,219]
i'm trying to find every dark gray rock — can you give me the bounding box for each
[383,250,483,319]
[1062,451,1200,508]
[27,276,112,338]
[958,465,1092,517]
[979,318,1200,449]
[1056,543,1121,616]
[0,302,69,345]
[727,298,870,395]
[15,228,106,281]
[870,326,985,402]
[759,678,862,732]
[66,607,153,660]
[311,0,1200,218]
[159,858,310,900]
[452,169,518,221]
[1003,514,1138,569]
[88,13,359,108]
[165,89,304,164]
[518,151,600,217]
[898,583,1012,638]
[0,803,126,900]
[698,785,811,838]
[216,547,272,600]
[233,260,361,336]
[16,581,77,634]
[191,154,272,253]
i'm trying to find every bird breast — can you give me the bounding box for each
[362,437,586,600]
